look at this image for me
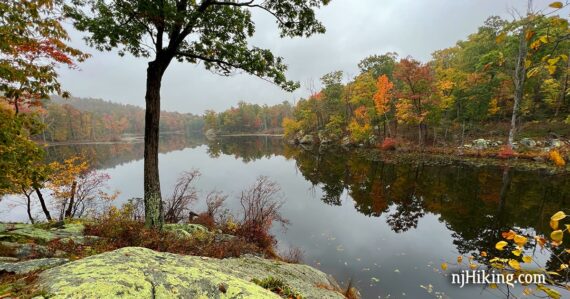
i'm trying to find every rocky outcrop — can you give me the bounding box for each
[472,139,490,149]
[519,138,537,148]
[0,222,85,243]
[299,134,315,145]
[205,129,217,140]
[0,258,68,274]
[37,247,345,299]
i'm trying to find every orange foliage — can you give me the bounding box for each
[381,137,397,151]
[549,150,566,167]
[373,75,394,115]
[497,146,515,159]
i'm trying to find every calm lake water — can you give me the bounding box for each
[2,135,569,299]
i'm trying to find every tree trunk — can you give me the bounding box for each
[508,2,530,147]
[65,181,77,218]
[22,188,34,224]
[34,187,51,221]
[144,60,167,229]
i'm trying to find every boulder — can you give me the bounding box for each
[38,247,345,299]
[519,138,536,148]
[0,241,54,259]
[205,129,217,140]
[341,136,352,147]
[472,139,489,149]
[1,223,85,243]
[299,135,315,145]
[548,139,564,148]
[0,258,68,275]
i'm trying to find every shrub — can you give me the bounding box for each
[497,146,515,159]
[251,277,303,299]
[549,149,566,167]
[236,176,289,253]
[279,247,304,264]
[164,170,200,223]
[380,137,397,151]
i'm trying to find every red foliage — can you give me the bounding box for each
[498,146,515,159]
[381,137,397,151]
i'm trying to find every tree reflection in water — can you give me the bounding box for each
[48,135,570,281]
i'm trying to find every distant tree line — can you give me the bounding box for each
[204,101,293,134]
[37,96,204,142]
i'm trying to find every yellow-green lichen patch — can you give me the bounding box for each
[38,247,281,299]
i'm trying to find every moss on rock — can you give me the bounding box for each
[37,247,344,299]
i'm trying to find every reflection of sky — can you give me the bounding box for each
[1,144,566,299]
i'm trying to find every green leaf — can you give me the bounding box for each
[549,1,563,9]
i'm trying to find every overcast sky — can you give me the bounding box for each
[57,0,564,114]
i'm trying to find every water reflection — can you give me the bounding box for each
[39,135,570,298]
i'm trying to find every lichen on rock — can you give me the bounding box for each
[37,247,345,299]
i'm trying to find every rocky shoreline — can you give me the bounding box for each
[0,222,350,298]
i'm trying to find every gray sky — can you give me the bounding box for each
[57,0,562,113]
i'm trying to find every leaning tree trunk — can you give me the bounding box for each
[144,60,167,229]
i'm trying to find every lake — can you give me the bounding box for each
[2,135,569,299]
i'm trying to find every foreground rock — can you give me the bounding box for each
[0,258,68,274]
[38,247,345,299]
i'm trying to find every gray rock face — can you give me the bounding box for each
[205,129,217,139]
[548,139,564,148]
[299,134,315,144]
[341,136,352,147]
[520,138,537,148]
[0,258,68,274]
[472,139,489,149]
[0,241,60,259]
[38,247,346,299]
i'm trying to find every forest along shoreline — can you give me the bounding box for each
[203,129,570,173]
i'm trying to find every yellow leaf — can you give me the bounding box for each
[522,256,533,263]
[549,1,564,9]
[523,287,533,296]
[496,32,507,43]
[552,211,566,221]
[548,57,561,66]
[560,54,568,62]
[480,251,487,257]
[540,35,549,44]
[469,263,477,270]
[565,249,570,254]
[560,264,569,270]
[525,30,535,41]
[551,219,559,230]
[457,256,463,264]
[489,283,498,289]
[527,67,541,78]
[514,235,528,246]
[508,259,521,270]
[496,241,508,250]
[512,249,522,256]
[551,230,564,242]
[441,262,448,271]
[537,284,562,299]
[524,59,532,69]
[548,65,557,75]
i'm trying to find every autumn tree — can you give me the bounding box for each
[394,57,437,145]
[65,0,330,228]
[0,0,88,114]
[373,74,394,138]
